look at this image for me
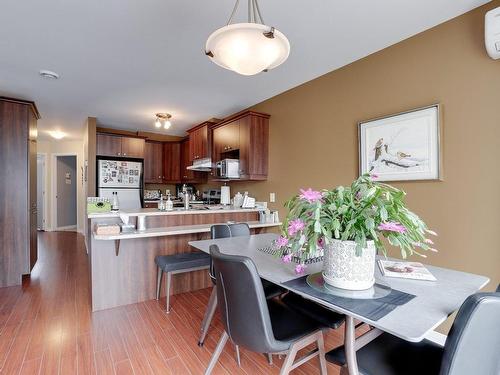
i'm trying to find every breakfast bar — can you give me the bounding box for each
[88,207,280,311]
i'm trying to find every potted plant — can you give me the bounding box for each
[277,174,437,290]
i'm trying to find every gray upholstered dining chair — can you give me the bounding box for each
[326,286,500,375]
[205,245,328,375]
[198,223,285,350]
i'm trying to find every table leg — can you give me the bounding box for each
[344,316,359,375]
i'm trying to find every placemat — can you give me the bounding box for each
[283,275,415,321]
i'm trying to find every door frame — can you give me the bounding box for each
[37,153,49,231]
[52,153,78,231]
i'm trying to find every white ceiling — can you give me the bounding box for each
[0,0,489,140]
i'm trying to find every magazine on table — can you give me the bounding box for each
[378,260,437,281]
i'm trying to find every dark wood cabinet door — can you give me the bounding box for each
[163,142,181,183]
[97,134,122,157]
[181,139,192,181]
[236,112,269,180]
[144,142,157,183]
[121,137,145,158]
[188,125,209,162]
[213,120,240,160]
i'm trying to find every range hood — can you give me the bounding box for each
[187,157,212,172]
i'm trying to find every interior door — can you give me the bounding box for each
[56,155,77,228]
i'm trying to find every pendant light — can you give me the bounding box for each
[205,0,290,76]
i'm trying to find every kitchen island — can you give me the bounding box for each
[87,207,280,311]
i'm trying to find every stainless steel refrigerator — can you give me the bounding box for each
[97,158,143,209]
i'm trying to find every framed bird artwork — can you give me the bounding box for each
[358,104,442,182]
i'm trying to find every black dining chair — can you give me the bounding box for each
[326,287,500,375]
[205,245,328,375]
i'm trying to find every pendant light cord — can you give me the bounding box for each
[226,0,265,25]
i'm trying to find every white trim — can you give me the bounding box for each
[37,153,49,231]
[57,225,77,231]
[52,153,79,231]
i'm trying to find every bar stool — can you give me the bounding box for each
[155,252,211,313]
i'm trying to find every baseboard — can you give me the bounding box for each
[56,225,77,232]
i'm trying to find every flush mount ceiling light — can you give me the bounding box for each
[205,0,290,76]
[155,113,172,130]
[39,70,60,79]
[49,130,65,139]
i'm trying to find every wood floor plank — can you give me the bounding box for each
[59,353,77,375]
[19,358,42,375]
[0,319,36,375]
[114,359,135,375]
[76,333,95,375]
[0,323,21,370]
[94,349,115,375]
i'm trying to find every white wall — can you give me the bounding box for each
[37,140,85,233]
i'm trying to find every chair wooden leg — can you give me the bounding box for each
[235,344,241,367]
[165,272,172,313]
[267,353,273,365]
[316,332,328,375]
[204,331,229,375]
[279,345,299,375]
[156,267,163,300]
[198,286,217,346]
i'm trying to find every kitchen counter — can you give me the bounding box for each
[87,206,277,311]
[87,206,265,219]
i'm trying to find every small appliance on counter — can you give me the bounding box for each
[87,197,112,214]
[215,159,240,179]
[221,185,231,205]
[202,189,221,204]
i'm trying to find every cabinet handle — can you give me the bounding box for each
[123,153,127,156]
[117,152,121,156]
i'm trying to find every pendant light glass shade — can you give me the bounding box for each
[206,23,289,75]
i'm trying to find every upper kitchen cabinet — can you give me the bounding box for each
[163,142,181,183]
[180,139,206,183]
[213,110,270,180]
[187,120,218,162]
[121,136,145,158]
[213,120,240,159]
[144,141,164,183]
[97,133,145,159]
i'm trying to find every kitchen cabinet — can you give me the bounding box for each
[163,142,181,183]
[97,133,145,159]
[144,141,164,183]
[0,97,40,287]
[187,121,212,162]
[121,137,145,158]
[212,110,270,180]
[180,139,205,183]
[213,120,240,160]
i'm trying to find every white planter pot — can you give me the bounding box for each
[322,239,376,290]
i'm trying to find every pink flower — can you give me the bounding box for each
[276,236,289,248]
[424,238,434,245]
[317,237,325,249]
[378,222,407,233]
[282,254,292,263]
[299,188,323,203]
[288,219,305,236]
[371,174,379,180]
[295,264,306,275]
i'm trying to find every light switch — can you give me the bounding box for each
[270,193,276,203]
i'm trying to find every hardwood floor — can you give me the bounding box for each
[0,231,347,374]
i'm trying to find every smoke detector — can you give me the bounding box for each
[39,70,60,79]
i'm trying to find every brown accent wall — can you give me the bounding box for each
[232,0,500,303]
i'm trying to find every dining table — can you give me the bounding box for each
[189,233,489,375]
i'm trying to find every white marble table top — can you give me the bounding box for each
[189,233,489,342]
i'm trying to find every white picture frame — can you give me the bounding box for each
[358,104,442,182]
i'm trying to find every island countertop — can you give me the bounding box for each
[87,206,265,219]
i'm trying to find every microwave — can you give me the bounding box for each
[215,159,240,179]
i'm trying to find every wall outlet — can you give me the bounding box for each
[269,192,276,203]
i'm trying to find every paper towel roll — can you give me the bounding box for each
[221,185,231,205]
